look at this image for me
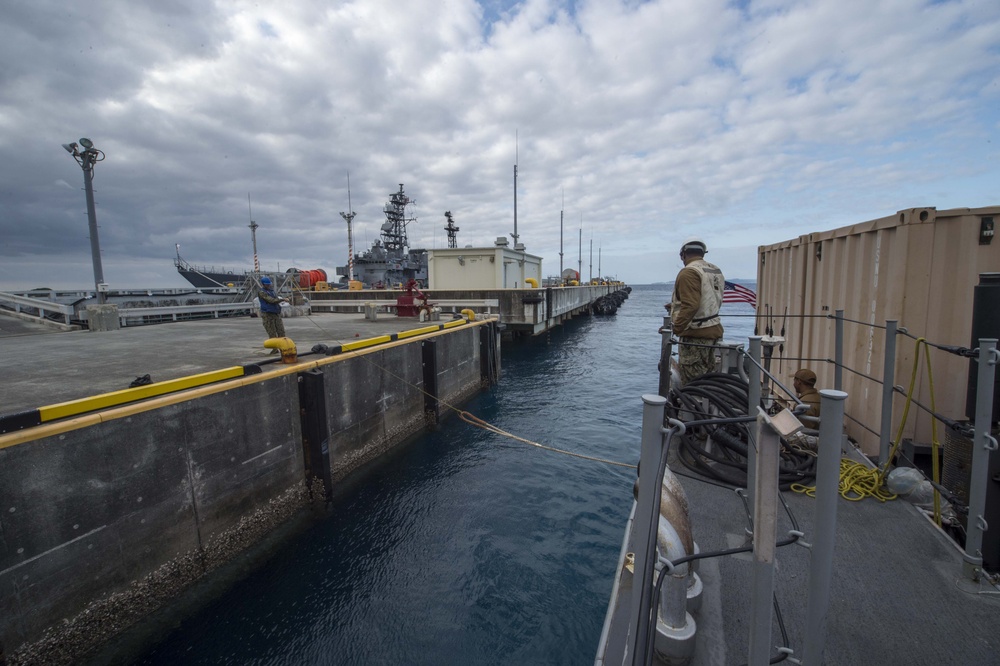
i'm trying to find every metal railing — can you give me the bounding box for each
[671,309,1000,584]
[0,291,76,325]
[625,349,852,665]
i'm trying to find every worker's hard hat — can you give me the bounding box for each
[261,276,272,285]
[680,237,707,254]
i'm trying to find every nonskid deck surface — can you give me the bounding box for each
[605,453,1000,665]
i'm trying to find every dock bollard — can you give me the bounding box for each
[264,337,297,363]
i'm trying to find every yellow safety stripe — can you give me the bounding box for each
[340,335,393,352]
[38,366,246,423]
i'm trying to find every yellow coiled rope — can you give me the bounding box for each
[794,337,943,517]
[791,459,897,501]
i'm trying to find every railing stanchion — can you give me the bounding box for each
[659,316,673,402]
[748,407,781,666]
[834,309,844,391]
[878,320,898,465]
[803,389,848,665]
[628,394,667,665]
[963,338,998,582]
[747,336,762,509]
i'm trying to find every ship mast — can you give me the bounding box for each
[444,211,460,249]
[248,194,260,273]
[340,173,357,282]
[382,184,415,252]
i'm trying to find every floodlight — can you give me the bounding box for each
[62,136,107,304]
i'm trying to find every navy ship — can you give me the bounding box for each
[335,183,428,288]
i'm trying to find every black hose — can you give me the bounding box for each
[668,372,818,490]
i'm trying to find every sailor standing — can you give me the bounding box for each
[258,276,287,349]
[666,238,725,386]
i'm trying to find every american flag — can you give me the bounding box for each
[723,281,757,308]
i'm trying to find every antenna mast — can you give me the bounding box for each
[589,236,593,283]
[578,218,582,281]
[511,130,519,248]
[444,211,460,249]
[559,189,564,280]
[339,172,357,282]
[248,194,260,273]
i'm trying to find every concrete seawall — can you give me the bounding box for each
[0,318,500,663]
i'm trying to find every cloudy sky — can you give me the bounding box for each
[2,0,997,289]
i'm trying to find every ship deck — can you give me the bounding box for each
[599,445,1000,665]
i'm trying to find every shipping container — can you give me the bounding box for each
[757,206,999,455]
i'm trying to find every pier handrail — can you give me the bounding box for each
[114,302,257,324]
[0,291,76,325]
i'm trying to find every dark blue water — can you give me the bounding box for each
[135,286,756,666]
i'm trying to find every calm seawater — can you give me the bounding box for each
[134,285,756,666]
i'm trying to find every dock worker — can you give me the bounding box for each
[258,276,288,350]
[665,238,725,386]
[792,368,821,418]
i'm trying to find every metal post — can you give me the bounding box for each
[559,207,564,280]
[340,174,356,282]
[512,134,518,247]
[803,389,848,665]
[628,394,667,665]
[747,337,762,509]
[964,338,998,581]
[659,316,673,401]
[81,152,106,304]
[878,320,898,465]
[834,309,844,391]
[748,408,780,666]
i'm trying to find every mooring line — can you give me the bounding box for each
[299,314,638,470]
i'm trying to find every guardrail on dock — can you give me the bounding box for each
[0,291,76,325]
[112,302,257,326]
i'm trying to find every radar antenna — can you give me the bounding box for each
[382,184,415,252]
[444,211,460,249]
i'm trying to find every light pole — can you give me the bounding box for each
[62,138,107,303]
[340,172,357,282]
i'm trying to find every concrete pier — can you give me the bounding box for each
[309,284,623,335]
[0,312,500,663]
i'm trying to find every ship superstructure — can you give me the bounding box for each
[336,183,428,288]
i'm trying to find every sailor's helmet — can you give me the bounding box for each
[680,237,707,255]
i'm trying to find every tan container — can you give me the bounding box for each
[758,206,1000,454]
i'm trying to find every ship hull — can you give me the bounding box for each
[176,268,248,289]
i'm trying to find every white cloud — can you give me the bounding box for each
[0,0,997,290]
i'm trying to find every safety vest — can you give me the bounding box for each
[671,259,724,331]
[259,289,281,314]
